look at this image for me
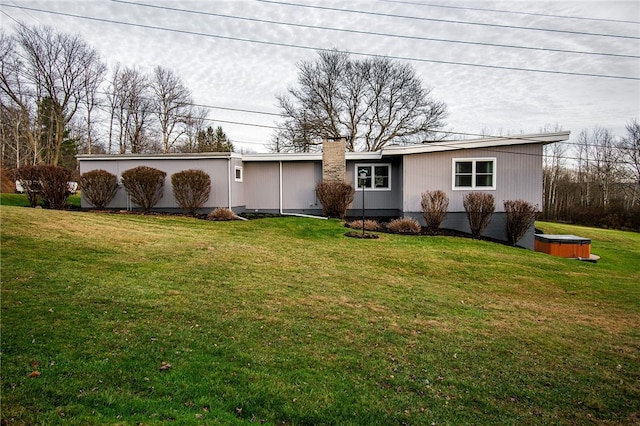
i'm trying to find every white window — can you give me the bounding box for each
[234,166,243,182]
[452,158,496,190]
[356,164,391,190]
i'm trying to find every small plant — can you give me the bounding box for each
[346,219,380,232]
[463,192,495,238]
[316,181,355,219]
[39,165,73,210]
[208,207,240,221]
[80,169,119,209]
[121,166,166,212]
[386,217,422,234]
[504,199,538,245]
[421,190,449,234]
[16,165,42,207]
[171,169,211,215]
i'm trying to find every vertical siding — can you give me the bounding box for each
[282,162,322,210]
[403,144,543,213]
[230,157,244,208]
[79,158,230,210]
[244,162,280,211]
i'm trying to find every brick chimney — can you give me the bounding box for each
[322,137,346,182]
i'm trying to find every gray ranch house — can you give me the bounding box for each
[78,131,570,249]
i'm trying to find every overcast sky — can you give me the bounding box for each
[1,0,639,152]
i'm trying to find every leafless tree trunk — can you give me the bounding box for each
[274,50,447,152]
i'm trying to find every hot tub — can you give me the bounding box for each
[535,234,592,259]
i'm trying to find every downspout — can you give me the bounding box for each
[227,157,232,209]
[279,160,283,215]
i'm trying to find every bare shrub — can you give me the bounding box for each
[316,180,355,219]
[39,165,73,209]
[16,165,42,207]
[208,207,240,221]
[504,199,538,245]
[171,169,211,215]
[421,190,449,234]
[386,217,422,234]
[80,169,119,209]
[463,192,495,238]
[346,219,380,231]
[121,166,166,212]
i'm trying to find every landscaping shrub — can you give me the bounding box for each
[171,169,211,215]
[208,207,240,221]
[463,192,495,238]
[504,199,538,245]
[421,190,449,234]
[16,165,42,207]
[386,217,421,234]
[316,180,355,219]
[346,219,381,231]
[120,166,166,212]
[39,165,73,209]
[80,169,119,209]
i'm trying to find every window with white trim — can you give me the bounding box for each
[234,166,243,182]
[356,164,391,190]
[452,158,496,190]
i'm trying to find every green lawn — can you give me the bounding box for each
[1,204,639,425]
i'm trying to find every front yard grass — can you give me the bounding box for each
[1,205,639,425]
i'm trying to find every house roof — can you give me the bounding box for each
[77,131,570,162]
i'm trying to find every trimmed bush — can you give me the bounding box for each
[463,192,495,238]
[386,217,421,234]
[208,207,240,221]
[80,169,119,209]
[171,169,211,215]
[39,165,73,209]
[421,190,449,234]
[121,166,166,212]
[316,180,355,219]
[346,219,381,232]
[16,165,42,207]
[504,199,538,245]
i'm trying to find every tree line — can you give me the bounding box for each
[1,24,233,172]
[542,119,640,230]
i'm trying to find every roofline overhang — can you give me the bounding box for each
[77,131,571,162]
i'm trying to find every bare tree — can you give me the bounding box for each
[106,66,153,154]
[178,106,209,153]
[81,56,107,154]
[619,118,640,206]
[3,25,105,165]
[273,50,447,152]
[1,30,39,166]
[150,66,193,153]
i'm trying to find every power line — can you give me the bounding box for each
[111,0,639,59]
[377,0,640,25]
[256,0,640,40]
[2,3,638,81]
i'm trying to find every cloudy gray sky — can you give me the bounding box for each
[2,0,639,152]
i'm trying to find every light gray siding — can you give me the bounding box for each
[244,162,280,211]
[79,157,232,211]
[402,144,543,213]
[282,162,322,211]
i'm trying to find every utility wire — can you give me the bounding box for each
[256,0,640,40]
[111,0,639,59]
[377,0,640,25]
[1,3,638,81]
